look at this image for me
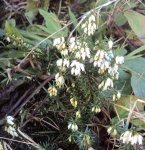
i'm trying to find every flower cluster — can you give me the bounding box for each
[98,77,114,91]
[91,105,101,113]
[95,41,124,91]
[113,91,121,101]
[48,86,57,97]
[94,49,113,74]
[68,122,78,132]
[70,97,78,108]
[5,116,18,137]
[70,60,85,76]
[55,73,65,88]
[52,13,126,148]
[53,37,68,56]
[107,126,117,138]
[81,14,97,36]
[120,131,143,145]
[56,58,70,72]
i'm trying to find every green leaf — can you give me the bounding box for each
[123,57,145,98]
[124,10,145,43]
[25,11,38,24]
[124,0,137,9]
[5,20,22,37]
[126,44,145,59]
[114,13,127,26]
[39,9,68,37]
[0,51,26,58]
[131,72,145,98]
[68,7,81,34]
[25,0,50,24]
[113,48,127,56]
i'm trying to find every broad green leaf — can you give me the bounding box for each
[39,9,68,37]
[126,44,145,59]
[114,13,127,26]
[113,48,127,56]
[123,57,145,98]
[124,0,137,9]
[124,10,145,43]
[0,51,26,58]
[5,20,22,37]
[131,73,145,98]
[68,7,81,34]
[124,57,145,74]
[25,0,50,24]
[25,11,38,24]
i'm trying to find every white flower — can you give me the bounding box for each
[56,59,63,67]
[53,37,65,50]
[108,64,119,79]
[108,40,113,49]
[61,49,68,56]
[81,14,97,36]
[117,91,121,99]
[48,86,57,97]
[55,73,65,88]
[89,15,96,22]
[91,106,101,113]
[105,50,114,61]
[70,97,77,108]
[75,47,90,60]
[113,94,116,101]
[137,134,143,145]
[70,60,85,76]
[68,122,78,132]
[103,78,114,90]
[5,126,18,137]
[107,127,113,134]
[69,37,77,52]
[85,47,91,58]
[6,116,14,125]
[107,127,117,138]
[88,147,95,150]
[94,50,113,74]
[6,37,10,42]
[131,134,143,145]
[63,59,70,68]
[120,131,132,144]
[115,56,124,65]
[69,37,76,43]
[98,80,105,89]
[120,131,143,145]
[131,134,138,145]
[56,59,70,72]
[76,110,81,119]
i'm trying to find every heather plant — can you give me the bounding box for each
[0,0,145,149]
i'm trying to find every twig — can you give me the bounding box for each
[13,75,54,116]
[8,85,34,115]
[0,136,39,148]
